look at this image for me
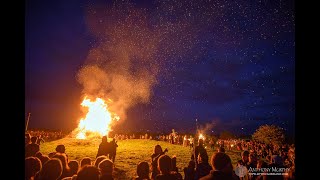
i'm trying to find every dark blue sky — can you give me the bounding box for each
[25,0,295,136]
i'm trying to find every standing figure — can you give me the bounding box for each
[36,135,45,145]
[25,136,40,157]
[151,145,168,179]
[109,138,118,163]
[193,139,208,167]
[96,136,111,159]
[183,135,188,147]
[209,138,215,150]
[189,136,194,149]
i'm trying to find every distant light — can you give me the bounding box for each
[241,128,244,130]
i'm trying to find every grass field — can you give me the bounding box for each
[40,138,242,179]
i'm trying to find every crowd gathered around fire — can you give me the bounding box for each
[26,130,68,142]
[25,129,295,180]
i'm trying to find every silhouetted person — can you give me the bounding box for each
[53,153,71,180]
[151,145,168,179]
[217,147,225,153]
[55,144,69,162]
[256,160,268,180]
[195,151,212,179]
[35,158,63,180]
[267,155,285,180]
[49,152,56,158]
[94,155,108,167]
[239,151,250,168]
[220,140,225,148]
[68,160,79,176]
[134,161,150,180]
[98,159,114,180]
[169,134,174,144]
[25,133,31,145]
[183,160,195,180]
[37,135,45,145]
[189,136,194,149]
[77,165,101,180]
[80,157,92,168]
[171,156,179,173]
[193,139,208,167]
[199,152,235,180]
[171,156,183,180]
[39,155,50,166]
[109,138,118,163]
[35,152,50,167]
[96,136,111,158]
[248,153,258,180]
[155,155,177,180]
[56,145,66,154]
[209,138,215,150]
[25,157,42,180]
[26,136,40,157]
[35,152,43,159]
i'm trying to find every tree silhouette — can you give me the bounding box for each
[252,124,285,145]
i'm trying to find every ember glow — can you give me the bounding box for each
[75,97,119,139]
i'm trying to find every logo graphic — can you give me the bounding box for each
[235,165,248,177]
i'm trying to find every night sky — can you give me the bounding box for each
[25,0,295,136]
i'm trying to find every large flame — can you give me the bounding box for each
[75,96,120,139]
[199,133,205,141]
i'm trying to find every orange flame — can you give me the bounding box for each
[199,133,205,141]
[75,96,120,139]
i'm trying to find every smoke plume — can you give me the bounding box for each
[198,119,219,134]
[77,1,197,123]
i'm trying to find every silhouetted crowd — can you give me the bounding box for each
[26,130,68,142]
[25,132,295,180]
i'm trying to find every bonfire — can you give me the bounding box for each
[199,133,205,141]
[74,96,120,139]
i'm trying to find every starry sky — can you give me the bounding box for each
[25,0,295,136]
